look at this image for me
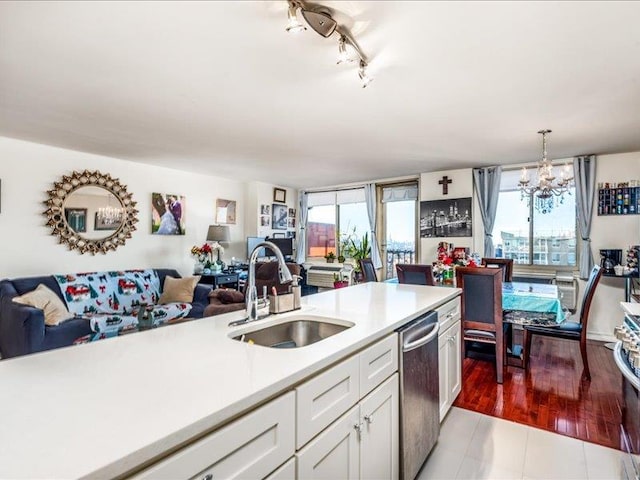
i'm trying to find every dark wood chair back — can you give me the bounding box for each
[359,258,377,282]
[455,266,504,383]
[577,265,603,331]
[523,264,603,381]
[395,264,435,286]
[481,258,514,282]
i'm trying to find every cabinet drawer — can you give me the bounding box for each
[359,333,398,397]
[134,392,295,480]
[296,355,360,449]
[216,275,237,285]
[437,297,461,334]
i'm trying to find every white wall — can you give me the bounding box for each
[585,151,640,340]
[0,137,247,278]
[419,168,483,262]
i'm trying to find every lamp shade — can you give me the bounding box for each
[206,225,230,243]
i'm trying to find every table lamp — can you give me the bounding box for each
[206,225,230,264]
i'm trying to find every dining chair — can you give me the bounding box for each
[359,258,378,282]
[455,266,505,384]
[395,264,436,286]
[523,265,603,381]
[480,258,514,282]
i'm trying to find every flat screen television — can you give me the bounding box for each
[266,237,294,258]
[246,236,266,259]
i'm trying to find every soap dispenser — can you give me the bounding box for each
[291,275,302,310]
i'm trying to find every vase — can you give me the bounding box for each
[194,262,204,274]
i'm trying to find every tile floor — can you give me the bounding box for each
[417,407,622,480]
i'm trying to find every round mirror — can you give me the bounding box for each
[44,170,138,254]
[63,186,124,240]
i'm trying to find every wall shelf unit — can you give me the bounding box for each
[597,186,640,215]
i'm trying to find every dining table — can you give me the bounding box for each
[389,276,566,367]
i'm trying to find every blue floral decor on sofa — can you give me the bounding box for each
[54,269,191,343]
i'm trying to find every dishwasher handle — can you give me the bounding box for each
[402,322,439,352]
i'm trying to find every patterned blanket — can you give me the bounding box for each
[54,269,192,340]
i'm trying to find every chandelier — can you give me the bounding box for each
[97,204,123,225]
[518,129,574,214]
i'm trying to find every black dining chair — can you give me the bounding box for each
[481,258,514,282]
[523,265,603,381]
[395,264,436,286]
[455,266,505,384]
[359,258,378,282]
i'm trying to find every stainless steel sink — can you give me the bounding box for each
[231,316,353,349]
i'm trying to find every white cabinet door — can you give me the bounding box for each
[296,354,360,449]
[359,334,398,397]
[264,457,296,480]
[438,320,462,421]
[448,320,462,403]
[360,374,399,480]
[296,405,360,480]
[438,327,450,421]
[134,392,295,480]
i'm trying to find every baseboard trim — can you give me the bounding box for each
[587,332,615,343]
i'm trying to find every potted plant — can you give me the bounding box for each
[325,251,336,263]
[333,273,349,289]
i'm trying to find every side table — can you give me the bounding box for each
[198,272,240,290]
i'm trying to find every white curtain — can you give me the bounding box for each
[473,166,502,257]
[381,185,418,203]
[364,183,382,268]
[295,191,309,264]
[574,155,597,279]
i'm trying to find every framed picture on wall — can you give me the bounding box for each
[94,212,119,231]
[272,232,285,238]
[260,204,271,215]
[419,197,472,238]
[260,215,270,227]
[216,198,237,224]
[64,208,87,233]
[272,203,288,230]
[151,193,186,235]
[273,188,286,203]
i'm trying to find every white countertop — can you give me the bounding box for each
[621,301,640,316]
[0,283,459,479]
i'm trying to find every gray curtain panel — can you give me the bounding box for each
[473,166,502,257]
[295,191,309,264]
[364,183,383,268]
[574,155,597,279]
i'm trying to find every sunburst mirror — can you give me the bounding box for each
[43,170,138,254]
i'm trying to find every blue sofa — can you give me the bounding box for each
[0,269,211,359]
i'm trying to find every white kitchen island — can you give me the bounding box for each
[0,282,460,479]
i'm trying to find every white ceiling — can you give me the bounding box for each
[1,1,639,188]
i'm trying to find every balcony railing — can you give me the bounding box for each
[385,249,416,279]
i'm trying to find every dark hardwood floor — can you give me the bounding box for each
[453,336,623,450]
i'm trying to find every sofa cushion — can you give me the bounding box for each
[217,289,245,304]
[13,284,74,326]
[159,276,201,304]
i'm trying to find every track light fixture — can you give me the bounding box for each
[285,0,373,88]
[286,2,306,33]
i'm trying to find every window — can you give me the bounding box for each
[305,189,370,259]
[493,169,577,267]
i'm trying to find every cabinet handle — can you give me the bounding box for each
[364,414,373,425]
[201,474,213,480]
[354,422,362,441]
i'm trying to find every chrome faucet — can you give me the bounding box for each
[229,241,293,326]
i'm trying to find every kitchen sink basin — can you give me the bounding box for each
[231,315,353,349]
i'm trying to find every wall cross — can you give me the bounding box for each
[438,175,452,195]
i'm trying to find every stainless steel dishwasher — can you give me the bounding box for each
[397,311,440,480]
